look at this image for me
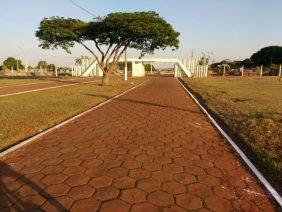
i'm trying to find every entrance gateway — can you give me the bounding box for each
[71,58,209,78]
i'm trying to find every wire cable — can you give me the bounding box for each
[67,0,97,18]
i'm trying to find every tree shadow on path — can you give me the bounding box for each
[0,161,67,211]
[83,93,201,114]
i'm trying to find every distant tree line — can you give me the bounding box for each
[0,57,56,72]
[211,46,282,76]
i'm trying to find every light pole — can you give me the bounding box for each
[19,47,28,77]
[124,49,128,81]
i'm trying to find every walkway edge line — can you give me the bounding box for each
[0,80,98,98]
[177,78,282,207]
[0,79,149,157]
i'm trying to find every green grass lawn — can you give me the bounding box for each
[0,77,145,149]
[181,76,282,192]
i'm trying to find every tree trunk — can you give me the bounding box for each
[102,72,110,86]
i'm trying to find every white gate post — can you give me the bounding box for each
[278,65,281,77]
[260,65,263,77]
[124,49,128,80]
[174,64,178,78]
[11,67,14,78]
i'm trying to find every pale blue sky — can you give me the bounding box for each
[0,0,281,67]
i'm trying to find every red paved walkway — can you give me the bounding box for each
[0,77,276,211]
[0,78,98,96]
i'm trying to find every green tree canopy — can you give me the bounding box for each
[36,11,179,85]
[251,46,282,66]
[3,57,24,70]
[37,61,48,69]
[47,64,56,72]
[144,64,156,72]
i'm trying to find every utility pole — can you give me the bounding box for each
[279,64,281,82]
[124,49,128,81]
[55,66,58,77]
[223,64,228,77]
[191,49,195,58]
[19,47,28,77]
[11,67,14,78]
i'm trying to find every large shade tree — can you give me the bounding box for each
[3,57,24,70]
[36,11,180,85]
[251,46,282,66]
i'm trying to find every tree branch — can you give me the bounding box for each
[107,45,128,73]
[104,43,113,60]
[78,40,105,73]
[94,40,105,60]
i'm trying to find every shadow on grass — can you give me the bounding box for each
[0,161,67,210]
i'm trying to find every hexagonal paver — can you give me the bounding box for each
[187,183,212,197]
[93,186,119,201]
[176,193,202,210]
[184,165,205,176]
[107,167,128,178]
[154,156,172,165]
[205,196,232,211]
[162,181,186,194]
[42,196,73,211]
[67,185,95,200]
[121,188,147,204]
[100,200,130,212]
[113,176,136,189]
[137,178,160,192]
[18,194,46,210]
[70,198,100,211]
[85,166,106,178]
[129,168,151,180]
[61,158,82,167]
[163,164,183,174]
[41,173,68,186]
[82,159,103,168]
[122,161,142,169]
[174,173,196,184]
[16,184,41,197]
[63,166,86,175]
[152,170,174,182]
[89,176,113,188]
[232,199,260,211]
[135,154,153,162]
[45,184,70,197]
[198,174,220,186]
[142,162,162,171]
[65,174,90,187]
[148,191,174,207]
[163,205,187,212]
[42,165,64,175]
[131,202,158,212]
[103,159,122,168]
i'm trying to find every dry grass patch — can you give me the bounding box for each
[0,77,145,149]
[0,78,46,87]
